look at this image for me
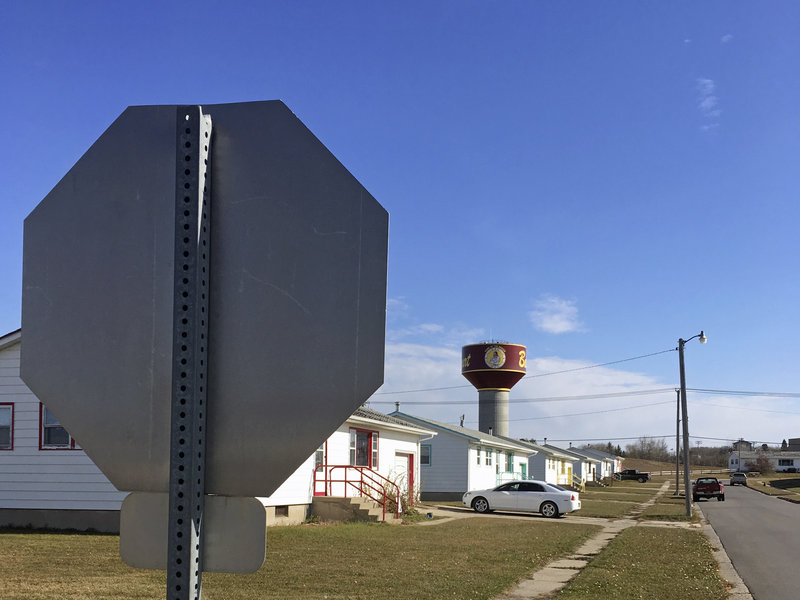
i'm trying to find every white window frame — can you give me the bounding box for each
[349,428,379,468]
[420,444,432,466]
[40,404,76,450]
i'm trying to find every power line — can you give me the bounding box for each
[689,388,800,398]
[545,435,675,442]
[521,348,676,380]
[371,387,675,406]
[374,348,676,396]
[509,399,674,422]
[691,400,800,416]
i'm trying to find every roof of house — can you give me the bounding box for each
[390,412,536,454]
[543,444,599,461]
[503,438,576,460]
[573,447,619,462]
[350,406,437,436]
[732,450,800,460]
[0,329,21,351]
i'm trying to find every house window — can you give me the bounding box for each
[476,447,481,465]
[0,404,12,450]
[349,428,378,468]
[486,448,493,467]
[315,444,325,469]
[778,459,794,467]
[420,444,432,466]
[507,452,514,473]
[40,405,75,449]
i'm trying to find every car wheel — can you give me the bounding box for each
[472,497,490,513]
[719,495,725,501]
[692,495,699,502]
[540,501,559,518]
[638,477,646,483]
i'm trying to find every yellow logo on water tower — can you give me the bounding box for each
[484,345,506,369]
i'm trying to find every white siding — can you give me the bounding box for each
[419,431,468,494]
[529,454,570,484]
[468,444,502,491]
[0,338,128,510]
[259,453,315,506]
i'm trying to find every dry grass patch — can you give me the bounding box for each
[555,526,727,600]
[580,491,652,502]
[575,501,637,519]
[1,519,600,600]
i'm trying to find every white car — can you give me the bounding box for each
[462,480,581,518]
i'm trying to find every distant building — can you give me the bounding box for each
[729,448,800,473]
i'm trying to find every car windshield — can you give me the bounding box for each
[545,484,566,492]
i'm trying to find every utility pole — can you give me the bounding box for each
[675,389,680,496]
[678,331,706,518]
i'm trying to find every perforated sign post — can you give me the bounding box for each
[21,101,388,599]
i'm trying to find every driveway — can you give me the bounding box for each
[698,483,800,600]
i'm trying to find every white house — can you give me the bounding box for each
[257,406,435,525]
[0,329,128,531]
[389,412,536,501]
[544,444,596,483]
[729,450,800,473]
[575,447,621,478]
[513,440,577,486]
[1,329,436,529]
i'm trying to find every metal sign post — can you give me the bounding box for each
[166,107,212,600]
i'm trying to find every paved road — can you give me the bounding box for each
[699,483,799,600]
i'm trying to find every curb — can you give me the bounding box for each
[694,503,753,599]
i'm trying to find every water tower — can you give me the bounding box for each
[461,342,526,437]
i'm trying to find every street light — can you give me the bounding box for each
[678,330,707,517]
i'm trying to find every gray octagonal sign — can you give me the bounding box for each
[21,101,388,497]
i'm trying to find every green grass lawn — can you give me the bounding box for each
[0,519,600,600]
[555,526,728,600]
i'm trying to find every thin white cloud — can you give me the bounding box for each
[387,322,444,341]
[696,78,721,129]
[529,295,583,334]
[721,34,733,44]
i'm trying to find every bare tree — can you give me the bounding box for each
[624,437,670,462]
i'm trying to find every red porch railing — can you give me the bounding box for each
[312,465,401,521]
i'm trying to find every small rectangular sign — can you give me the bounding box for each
[120,493,266,574]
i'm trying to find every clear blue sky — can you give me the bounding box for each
[2,2,798,449]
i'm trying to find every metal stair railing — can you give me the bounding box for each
[312,464,401,521]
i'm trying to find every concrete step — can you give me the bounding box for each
[311,496,401,524]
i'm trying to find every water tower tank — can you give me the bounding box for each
[461,342,526,437]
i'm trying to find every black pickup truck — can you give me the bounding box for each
[613,469,652,483]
